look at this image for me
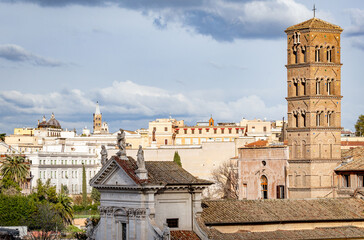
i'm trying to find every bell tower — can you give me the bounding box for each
[285,18,343,198]
[93,101,102,134]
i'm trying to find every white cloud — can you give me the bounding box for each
[0,80,285,133]
[0,44,65,67]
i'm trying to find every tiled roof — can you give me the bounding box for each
[336,147,364,171]
[245,140,268,147]
[170,230,200,240]
[201,198,364,225]
[342,141,364,147]
[206,226,364,240]
[114,156,212,186]
[285,18,343,32]
[342,147,364,160]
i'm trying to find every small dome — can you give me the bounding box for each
[46,113,61,129]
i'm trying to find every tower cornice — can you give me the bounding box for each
[286,63,342,69]
[286,95,343,101]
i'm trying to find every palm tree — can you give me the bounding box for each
[0,155,30,184]
[54,193,74,225]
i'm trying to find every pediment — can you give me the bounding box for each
[90,157,137,186]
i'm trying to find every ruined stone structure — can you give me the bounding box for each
[285,18,343,198]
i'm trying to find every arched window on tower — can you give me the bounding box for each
[302,79,306,95]
[293,113,299,127]
[302,112,306,127]
[327,46,332,62]
[316,79,320,95]
[294,81,298,96]
[327,79,332,95]
[315,46,321,62]
[316,112,321,126]
[294,50,298,64]
[261,175,268,199]
[327,111,333,126]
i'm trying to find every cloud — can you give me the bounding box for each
[0,80,285,134]
[0,44,65,67]
[5,0,312,41]
[346,9,364,37]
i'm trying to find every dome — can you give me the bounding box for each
[46,113,61,129]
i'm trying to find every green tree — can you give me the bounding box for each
[173,151,182,167]
[54,193,74,225]
[0,133,5,142]
[91,187,100,204]
[355,114,364,136]
[0,174,21,195]
[34,179,57,203]
[0,155,30,184]
[82,163,87,207]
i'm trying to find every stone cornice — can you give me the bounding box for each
[286,63,342,69]
[285,29,343,34]
[286,95,342,101]
[287,127,342,132]
[288,159,342,163]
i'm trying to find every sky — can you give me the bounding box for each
[0,0,363,134]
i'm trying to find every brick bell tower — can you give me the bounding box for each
[285,18,343,199]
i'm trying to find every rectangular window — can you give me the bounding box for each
[228,129,232,134]
[277,185,285,199]
[164,127,168,131]
[184,138,191,144]
[263,126,267,132]
[184,129,187,134]
[214,129,217,134]
[191,129,195,134]
[221,128,224,134]
[192,138,199,144]
[122,223,127,240]
[175,138,182,145]
[359,175,364,188]
[175,129,179,134]
[236,129,239,134]
[166,218,179,228]
[200,138,206,143]
[199,129,202,134]
[343,175,350,188]
[224,138,230,142]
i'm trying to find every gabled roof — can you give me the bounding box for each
[336,157,364,172]
[170,230,200,240]
[285,18,343,32]
[245,140,268,147]
[204,226,364,240]
[90,156,212,188]
[342,147,364,160]
[201,198,364,225]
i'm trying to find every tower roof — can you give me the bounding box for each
[285,18,343,32]
[95,101,101,115]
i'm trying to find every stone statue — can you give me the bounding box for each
[137,145,145,170]
[152,129,156,142]
[100,145,108,165]
[162,223,170,240]
[86,218,95,240]
[117,129,126,157]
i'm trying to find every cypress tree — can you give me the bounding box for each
[173,151,182,167]
[82,163,87,207]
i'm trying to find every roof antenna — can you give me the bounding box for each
[312,4,316,18]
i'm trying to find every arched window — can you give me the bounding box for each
[316,78,320,95]
[315,46,321,62]
[302,113,306,127]
[327,111,333,126]
[261,175,268,199]
[302,80,306,95]
[327,46,332,62]
[293,81,298,96]
[294,113,299,127]
[316,112,321,126]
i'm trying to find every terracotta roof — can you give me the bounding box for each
[285,18,343,32]
[245,140,268,147]
[336,158,364,172]
[342,141,364,147]
[342,147,364,160]
[114,156,212,186]
[201,198,364,225]
[170,230,200,240]
[206,226,364,240]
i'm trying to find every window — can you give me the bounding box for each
[358,175,364,187]
[277,185,285,199]
[236,128,239,134]
[122,223,127,240]
[302,81,306,95]
[261,176,268,199]
[263,126,267,132]
[191,129,195,134]
[316,112,321,126]
[164,127,168,131]
[199,129,202,134]
[228,128,232,134]
[327,47,332,62]
[221,128,224,134]
[294,114,299,127]
[185,138,191,144]
[252,126,255,132]
[175,129,179,134]
[184,129,187,134]
[166,218,179,228]
[315,47,321,62]
[200,138,206,143]
[316,80,320,95]
[214,129,217,134]
[193,138,199,144]
[327,80,332,95]
[164,139,168,145]
[343,175,350,188]
[327,112,332,126]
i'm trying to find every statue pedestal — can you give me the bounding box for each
[150,141,157,148]
[116,151,128,160]
[135,168,148,180]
